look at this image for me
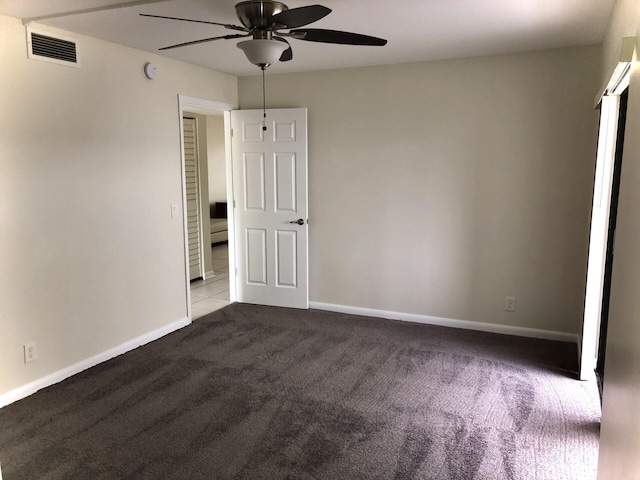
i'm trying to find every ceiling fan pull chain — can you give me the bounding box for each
[262,67,268,131]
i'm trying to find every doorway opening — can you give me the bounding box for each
[595,88,628,397]
[579,51,632,384]
[178,96,237,321]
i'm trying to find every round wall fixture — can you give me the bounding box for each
[143,62,158,80]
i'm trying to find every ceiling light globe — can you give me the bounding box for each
[237,39,288,69]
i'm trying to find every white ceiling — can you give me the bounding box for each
[0,0,615,77]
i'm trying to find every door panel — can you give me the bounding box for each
[276,230,297,288]
[231,108,308,309]
[275,153,297,212]
[246,228,267,285]
[244,153,266,211]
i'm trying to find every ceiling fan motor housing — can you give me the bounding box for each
[235,1,289,29]
[145,2,386,64]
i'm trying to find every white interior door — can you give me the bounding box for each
[231,108,308,309]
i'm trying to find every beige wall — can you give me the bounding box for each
[597,0,640,478]
[239,45,600,335]
[206,115,227,208]
[0,16,237,396]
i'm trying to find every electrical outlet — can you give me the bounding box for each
[171,204,179,219]
[505,296,516,312]
[24,342,37,363]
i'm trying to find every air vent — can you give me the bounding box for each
[27,27,79,67]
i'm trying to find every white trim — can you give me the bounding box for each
[179,97,236,113]
[594,36,635,107]
[177,108,192,320]
[224,111,237,303]
[310,302,579,344]
[580,59,631,380]
[580,96,620,380]
[576,332,583,373]
[609,62,632,95]
[0,317,190,409]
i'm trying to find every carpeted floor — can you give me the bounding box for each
[0,304,600,479]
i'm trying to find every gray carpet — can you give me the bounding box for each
[0,304,600,479]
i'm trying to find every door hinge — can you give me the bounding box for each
[233,200,236,208]
[235,268,238,276]
[230,128,234,137]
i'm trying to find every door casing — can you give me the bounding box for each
[178,95,237,321]
[580,62,631,380]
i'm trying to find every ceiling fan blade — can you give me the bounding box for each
[159,33,249,51]
[140,14,246,32]
[291,28,387,46]
[269,5,331,29]
[274,36,293,62]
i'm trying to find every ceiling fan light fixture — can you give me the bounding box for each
[237,39,288,69]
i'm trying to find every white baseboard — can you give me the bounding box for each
[0,317,191,409]
[309,302,579,345]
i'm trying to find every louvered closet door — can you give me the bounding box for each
[183,117,202,280]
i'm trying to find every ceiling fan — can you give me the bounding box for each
[141,1,388,70]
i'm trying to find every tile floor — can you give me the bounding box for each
[190,243,231,319]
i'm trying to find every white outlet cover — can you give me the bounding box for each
[24,342,37,363]
[505,296,516,312]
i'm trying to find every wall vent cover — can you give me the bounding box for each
[27,27,79,67]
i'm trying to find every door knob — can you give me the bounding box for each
[289,218,305,225]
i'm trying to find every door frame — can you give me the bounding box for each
[178,95,237,320]
[580,42,633,380]
[596,88,628,396]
